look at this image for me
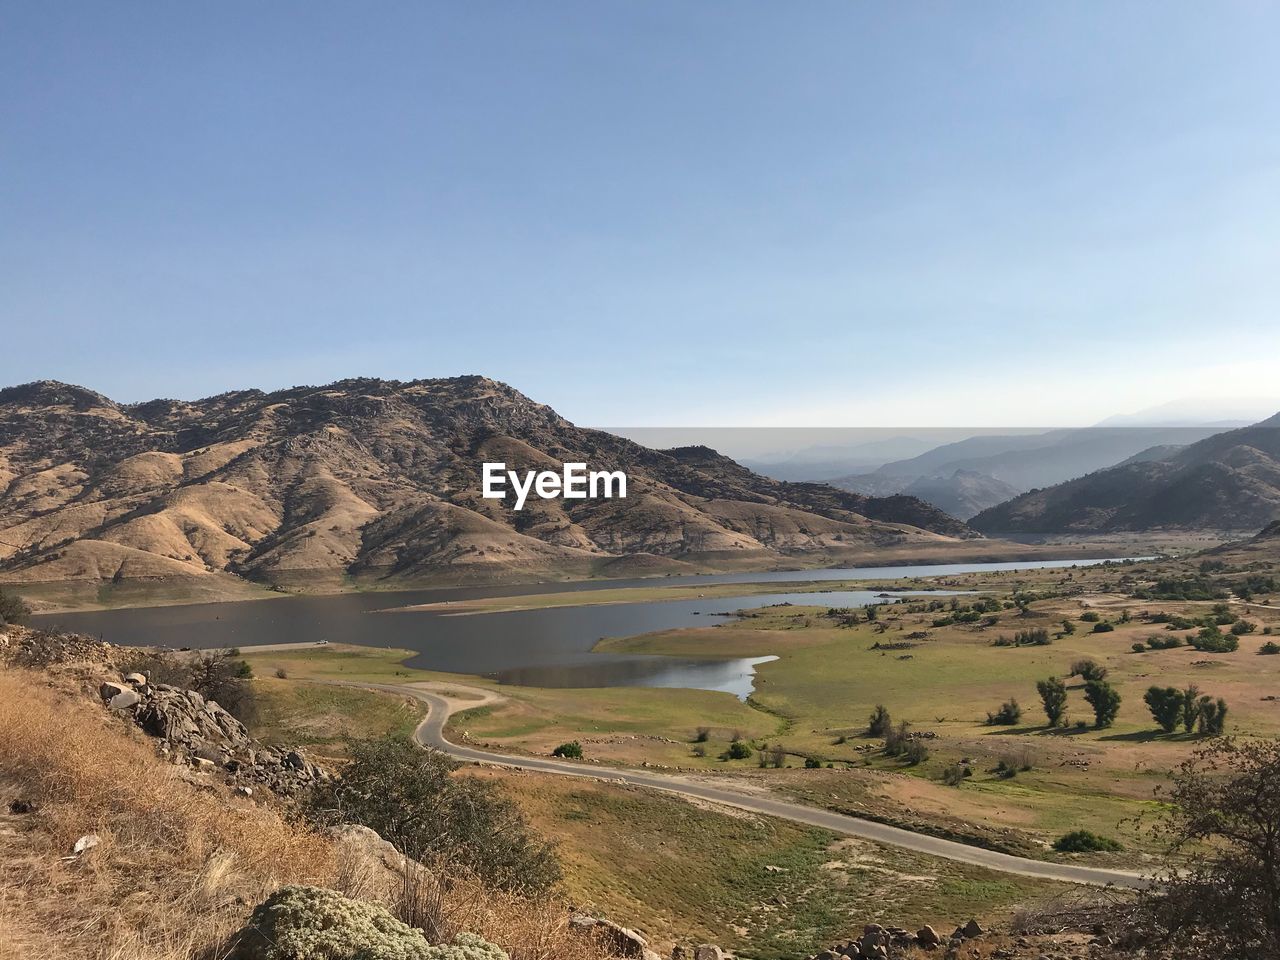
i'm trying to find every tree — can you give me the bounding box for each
[1144,686,1184,734]
[1083,679,1121,728]
[868,704,892,737]
[0,587,31,626]
[1140,739,1280,956]
[1196,697,1229,735]
[307,736,560,895]
[1036,676,1068,727]
[1180,684,1201,733]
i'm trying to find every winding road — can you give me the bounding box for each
[340,681,1150,890]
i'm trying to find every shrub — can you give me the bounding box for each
[941,763,970,786]
[1191,626,1239,653]
[868,704,892,737]
[1131,642,1147,653]
[722,740,753,761]
[1261,641,1280,655]
[1036,676,1068,726]
[1146,634,1184,650]
[1092,622,1115,634]
[128,649,259,725]
[693,726,710,743]
[1230,619,1256,636]
[1052,830,1122,853]
[0,587,31,626]
[225,885,509,960]
[903,739,929,765]
[1084,679,1122,728]
[1071,658,1108,682]
[307,737,560,895]
[804,756,821,769]
[551,741,583,759]
[1080,611,1101,622]
[882,720,913,757]
[274,666,288,679]
[1014,627,1051,646]
[986,698,1023,725]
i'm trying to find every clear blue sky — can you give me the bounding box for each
[3,3,1278,426]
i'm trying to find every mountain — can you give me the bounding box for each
[0,378,974,591]
[970,414,1280,534]
[740,436,941,482]
[837,426,1228,494]
[895,470,1022,521]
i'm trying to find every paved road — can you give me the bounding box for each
[346,681,1150,890]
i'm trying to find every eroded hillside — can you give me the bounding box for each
[0,378,974,593]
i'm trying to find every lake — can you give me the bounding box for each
[31,558,1120,698]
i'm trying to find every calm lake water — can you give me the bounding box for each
[32,558,1121,698]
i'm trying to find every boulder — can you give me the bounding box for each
[108,689,140,710]
[124,672,147,685]
[99,681,129,702]
[961,919,984,939]
[694,946,725,960]
[917,925,942,948]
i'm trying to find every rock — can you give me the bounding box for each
[108,689,140,710]
[8,799,35,814]
[961,919,984,939]
[193,757,216,772]
[124,672,147,685]
[234,785,253,798]
[918,925,942,948]
[589,918,652,959]
[99,681,129,702]
[72,833,100,854]
[694,946,725,960]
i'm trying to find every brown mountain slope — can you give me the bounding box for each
[0,377,974,591]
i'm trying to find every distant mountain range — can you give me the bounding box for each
[970,413,1280,533]
[831,426,1227,519]
[0,378,974,590]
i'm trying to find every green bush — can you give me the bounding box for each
[1052,830,1122,853]
[1191,626,1239,653]
[986,698,1023,725]
[551,741,583,759]
[722,740,753,760]
[226,885,508,960]
[1091,622,1115,634]
[1080,611,1101,622]
[0,588,31,627]
[307,737,560,895]
[1071,658,1108,681]
[1131,642,1147,653]
[1260,641,1280,655]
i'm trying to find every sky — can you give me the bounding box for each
[2,2,1279,427]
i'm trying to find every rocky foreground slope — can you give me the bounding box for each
[0,378,974,592]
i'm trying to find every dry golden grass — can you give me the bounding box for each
[0,667,616,960]
[0,668,337,959]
